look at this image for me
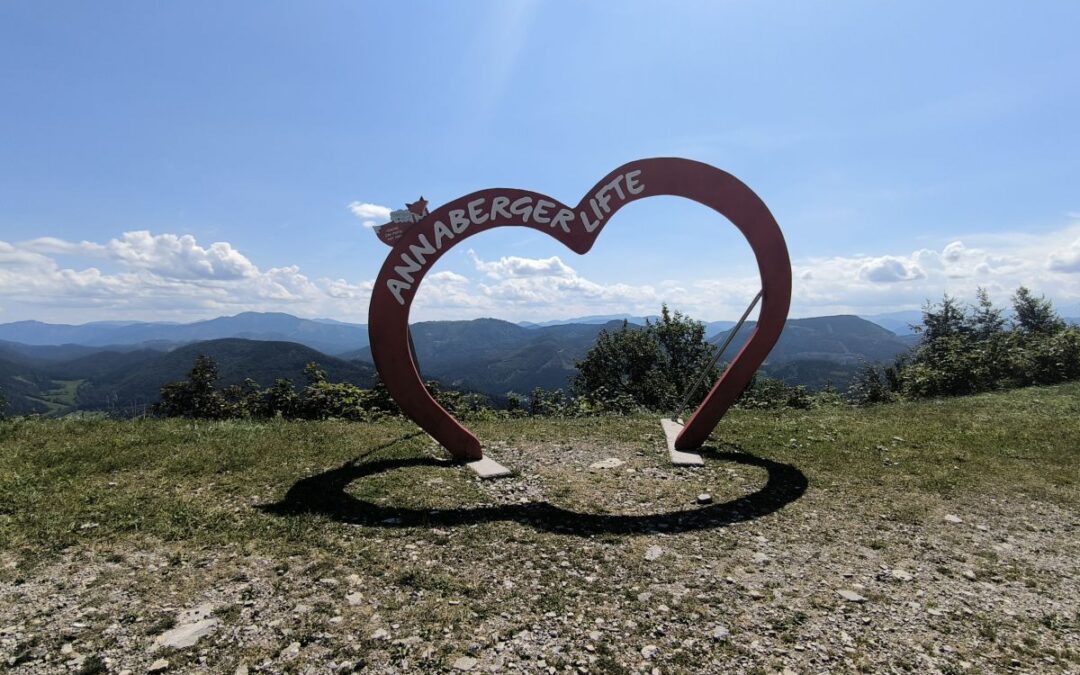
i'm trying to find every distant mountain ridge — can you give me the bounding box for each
[0,312,917,415]
[0,312,369,354]
[347,314,912,397]
[709,315,916,364]
[858,311,924,335]
[1,310,913,350]
[0,338,376,416]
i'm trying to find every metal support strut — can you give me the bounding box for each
[671,289,764,422]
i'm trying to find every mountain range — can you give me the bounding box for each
[0,311,917,417]
[0,312,371,354]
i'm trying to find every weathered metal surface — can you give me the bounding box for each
[367,157,792,460]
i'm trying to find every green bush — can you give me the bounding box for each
[153,355,229,419]
[573,305,718,412]
[871,286,1080,402]
[156,358,403,421]
[735,375,812,410]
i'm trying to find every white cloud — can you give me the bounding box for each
[324,278,374,300]
[5,219,1080,325]
[467,249,576,279]
[347,202,391,229]
[429,270,470,284]
[105,231,258,280]
[0,231,377,322]
[425,251,662,317]
[1047,236,1080,273]
[858,256,927,283]
[19,237,108,256]
[791,223,1080,315]
[0,242,54,268]
[942,240,965,263]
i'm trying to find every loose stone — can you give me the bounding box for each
[838,589,866,603]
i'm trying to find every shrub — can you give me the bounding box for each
[890,286,1080,399]
[735,375,812,410]
[153,355,228,419]
[573,305,718,412]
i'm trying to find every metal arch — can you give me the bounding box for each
[367,157,792,460]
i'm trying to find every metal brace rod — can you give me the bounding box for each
[671,289,764,422]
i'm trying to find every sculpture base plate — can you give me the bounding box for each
[466,455,513,479]
[660,418,705,466]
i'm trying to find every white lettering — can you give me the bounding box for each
[408,234,437,267]
[626,169,645,195]
[509,196,534,222]
[449,208,470,234]
[594,185,612,214]
[491,196,511,221]
[432,220,453,249]
[589,197,603,221]
[607,174,626,200]
[581,208,600,232]
[533,199,554,224]
[467,198,489,224]
[387,278,410,305]
[551,208,574,233]
[393,252,422,284]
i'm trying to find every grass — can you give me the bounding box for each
[0,384,1077,673]
[23,378,84,416]
[0,383,1077,562]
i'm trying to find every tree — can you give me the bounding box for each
[221,378,262,417]
[970,287,1005,338]
[1011,286,1064,334]
[573,305,719,412]
[651,305,719,405]
[918,293,969,341]
[154,354,228,419]
[259,378,300,418]
[889,285,1080,399]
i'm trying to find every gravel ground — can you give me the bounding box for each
[1,427,1078,674]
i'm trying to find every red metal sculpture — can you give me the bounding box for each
[368,158,791,462]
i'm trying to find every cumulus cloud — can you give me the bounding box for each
[467,250,575,279]
[20,237,108,256]
[1047,237,1080,273]
[0,231,376,322]
[5,219,1080,324]
[324,278,374,300]
[0,242,54,268]
[791,222,1080,315]
[941,240,965,263]
[429,270,470,284]
[105,231,258,280]
[416,251,662,317]
[858,256,926,283]
[347,202,392,228]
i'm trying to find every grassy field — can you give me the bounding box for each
[20,378,83,417]
[1,384,1078,673]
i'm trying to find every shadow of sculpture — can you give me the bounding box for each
[260,438,807,536]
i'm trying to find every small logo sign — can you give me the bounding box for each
[374,197,429,246]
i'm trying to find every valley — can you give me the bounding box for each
[0,311,916,416]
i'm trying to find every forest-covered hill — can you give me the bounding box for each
[0,314,912,415]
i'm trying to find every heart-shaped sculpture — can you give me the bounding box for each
[368,158,791,460]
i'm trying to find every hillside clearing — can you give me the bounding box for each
[1,385,1078,673]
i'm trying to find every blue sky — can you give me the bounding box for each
[1,1,1078,324]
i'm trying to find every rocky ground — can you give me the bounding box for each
[2,445,1077,673]
[1,390,1078,673]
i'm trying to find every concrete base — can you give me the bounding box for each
[660,418,704,466]
[466,455,513,479]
